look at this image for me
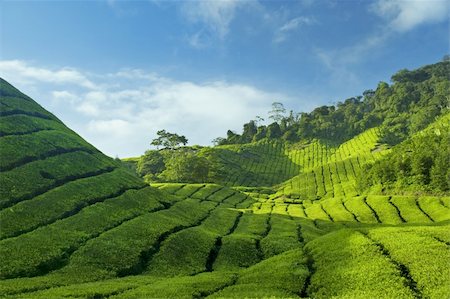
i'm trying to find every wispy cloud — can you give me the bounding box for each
[181,0,246,40]
[313,0,448,88]
[186,30,210,49]
[1,60,286,157]
[180,0,261,48]
[274,16,315,43]
[371,0,448,32]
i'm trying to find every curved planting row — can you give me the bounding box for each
[0,187,180,279]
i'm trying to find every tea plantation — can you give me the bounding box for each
[1,61,449,299]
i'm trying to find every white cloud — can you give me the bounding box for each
[51,90,78,104]
[0,60,96,89]
[274,16,315,43]
[371,0,448,32]
[1,60,286,158]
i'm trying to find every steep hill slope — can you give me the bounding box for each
[0,78,183,278]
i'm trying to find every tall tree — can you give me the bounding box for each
[151,130,188,149]
[268,102,286,123]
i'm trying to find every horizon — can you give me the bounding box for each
[1,0,448,157]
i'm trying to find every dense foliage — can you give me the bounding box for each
[358,126,449,193]
[216,60,449,146]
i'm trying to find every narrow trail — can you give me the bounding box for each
[0,147,95,173]
[1,165,117,210]
[414,199,434,222]
[0,128,55,138]
[296,221,314,299]
[0,185,147,240]
[0,110,54,120]
[205,211,243,272]
[300,249,315,299]
[388,197,406,223]
[363,197,382,223]
[255,202,274,261]
[341,199,360,222]
[320,203,334,222]
[4,196,177,280]
[285,202,315,298]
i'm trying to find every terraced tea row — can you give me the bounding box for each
[280,128,386,200]
[205,140,300,186]
[3,222,448,299]
[0,186,179,279]
[253,195,449,226]
[0,168,148,240]
[306,224,450,299]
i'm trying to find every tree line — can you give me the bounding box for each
[214,60,449,146]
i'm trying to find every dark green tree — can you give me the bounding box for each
[430,154,449,191]
[267,122,282,139]
[242,120,257,142]
[160,150,209,183]
[151,130,188,149]
[137,150,165,177]
[253,126,267,142]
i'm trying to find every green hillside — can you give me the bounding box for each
[1,61,450,299]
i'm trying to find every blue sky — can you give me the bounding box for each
[1,0,448,157]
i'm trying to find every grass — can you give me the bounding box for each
[366,195,403,225]
[321,197,357,222]
[260,214,300,258]
[212,212,269,271]
[342,196,379,223]
[416,196,450,222]
[209,249,309,298]
[0,187,172,280]
[145,207,241,277]
[202,140,301,187]
[368,225,450,299]
[390,196,433,223]
[61,198,217,279]
[2,272,237,299]
[306,229,416,299]
[0,168,145,239]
